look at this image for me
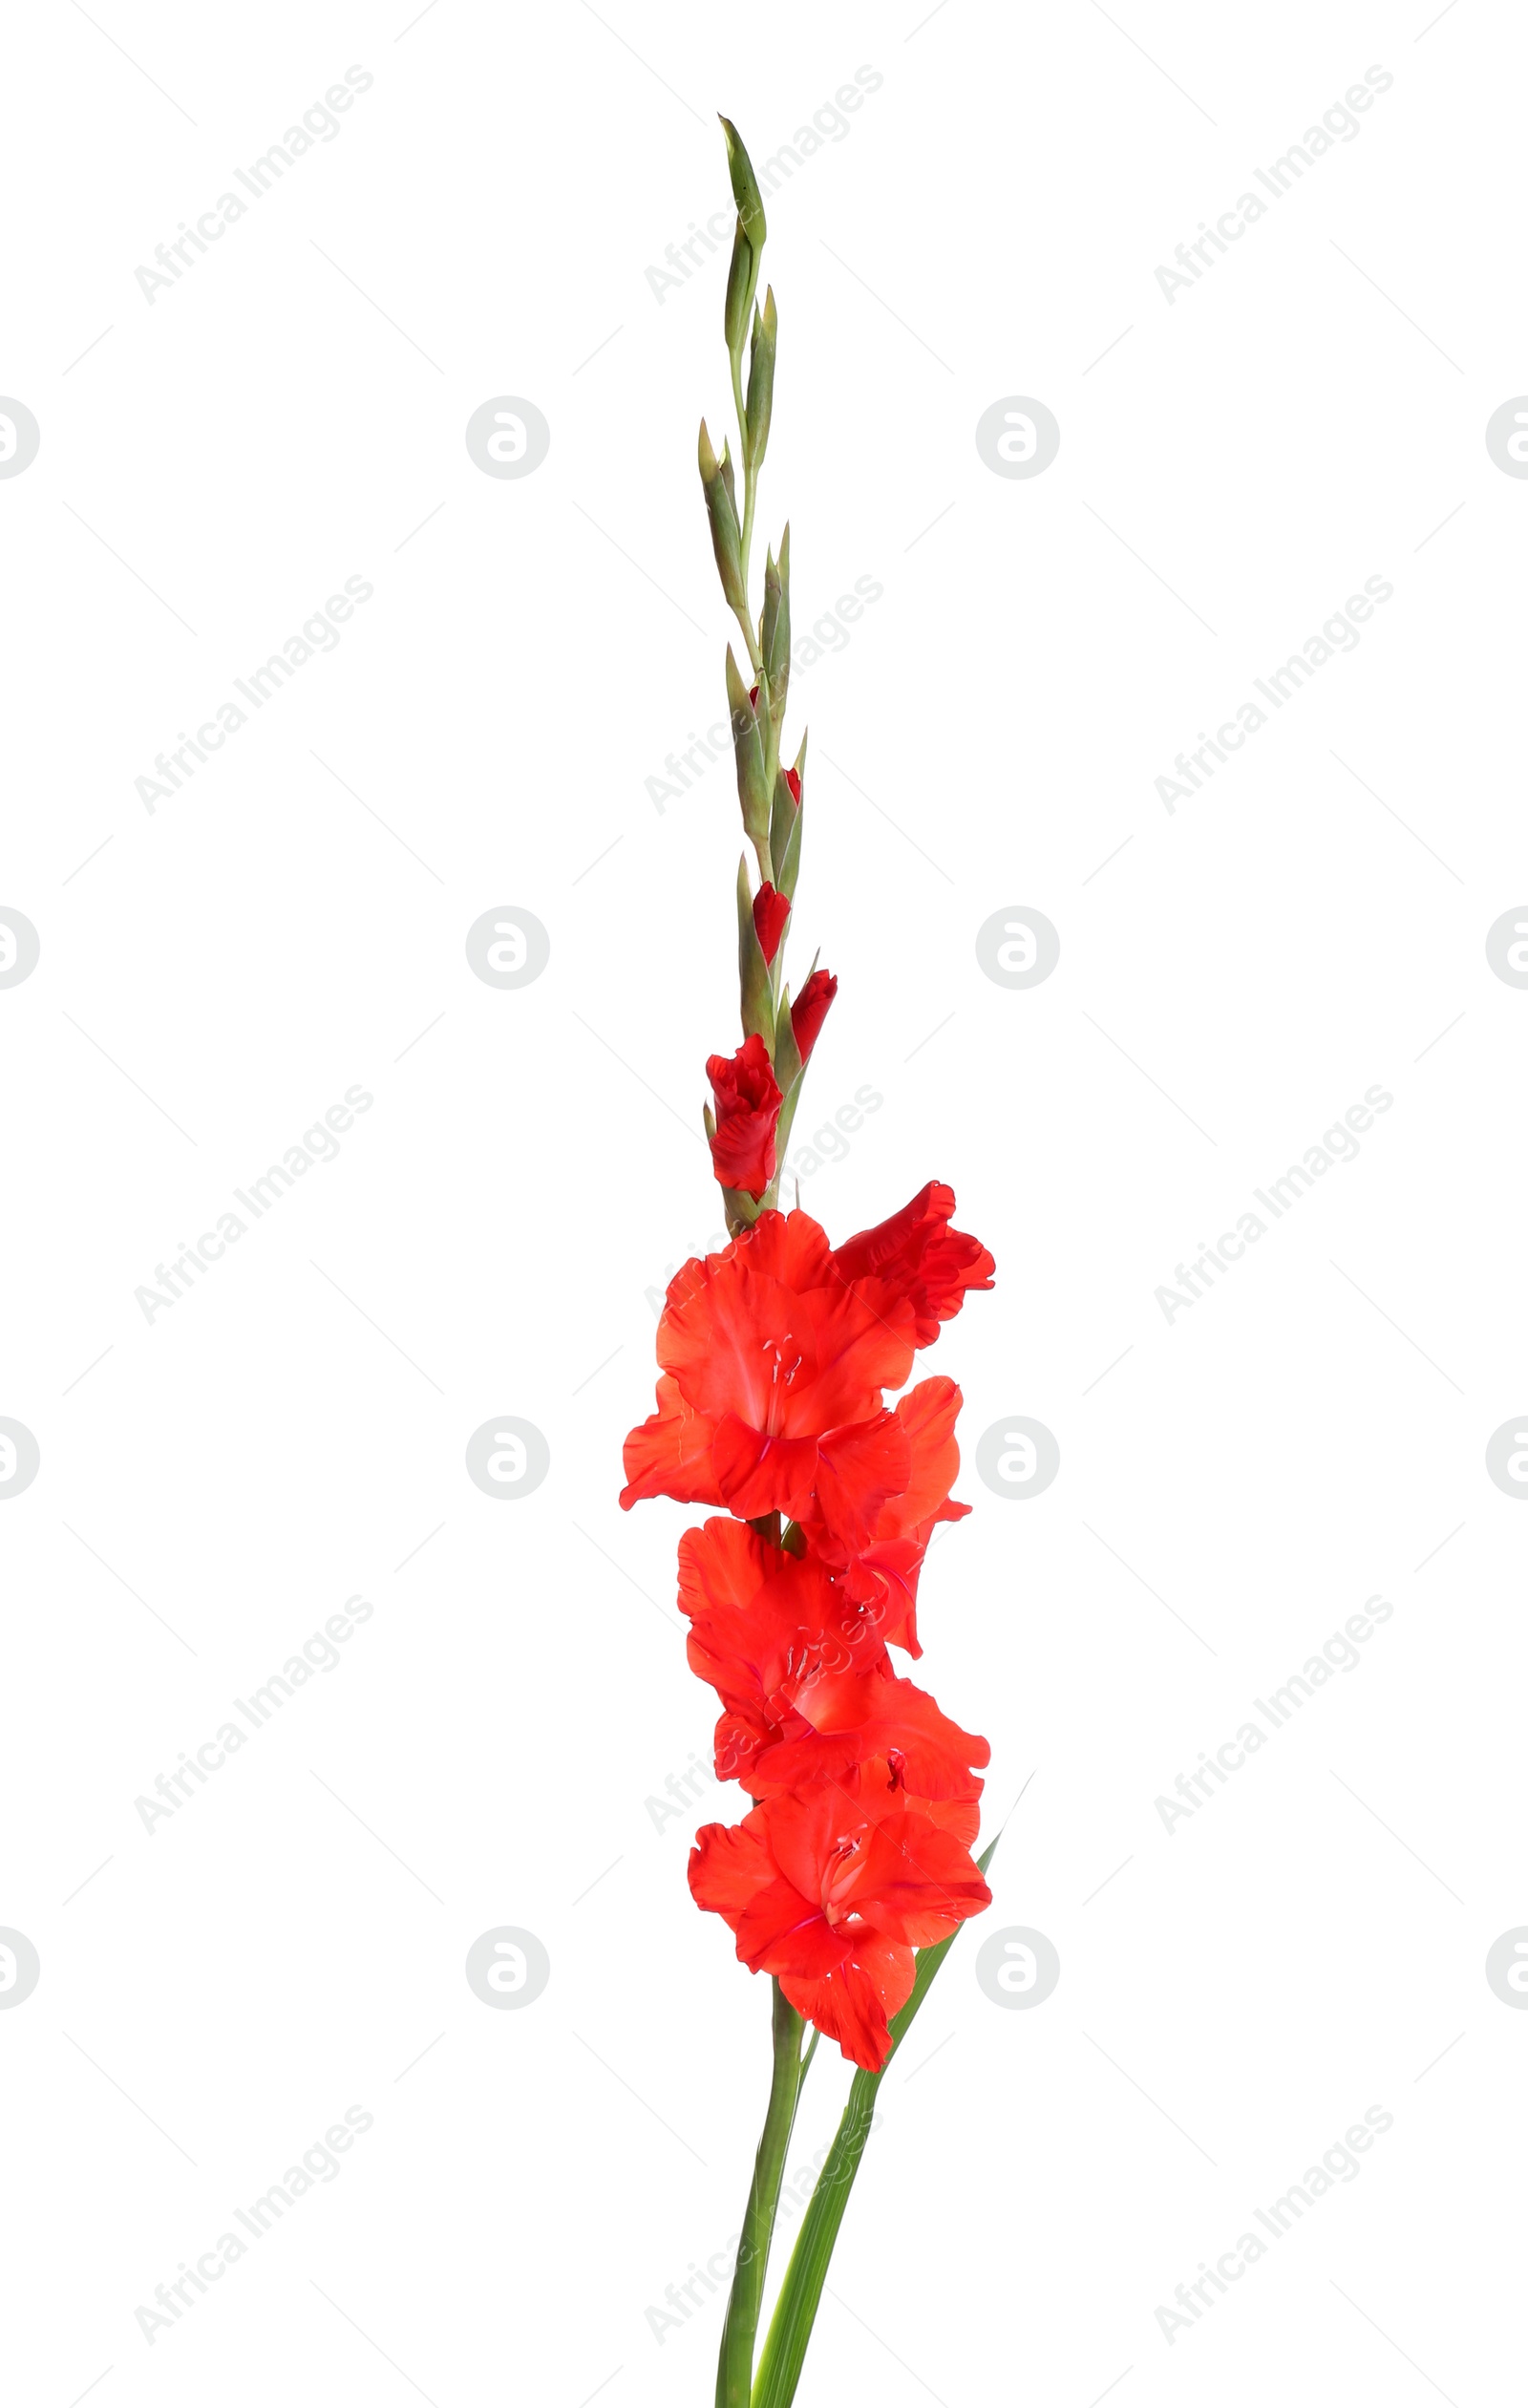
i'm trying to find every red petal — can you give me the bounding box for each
[752,883,792,967]
[620,1375,723,1509]
[711,1414,818,1518]
[807,1412,914,1556]
[735,1878,850,1978]
[780,1937,915,2071]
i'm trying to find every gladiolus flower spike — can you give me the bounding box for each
[621,120,1001,2408]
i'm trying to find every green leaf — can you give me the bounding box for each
[750,1831,1005,2408]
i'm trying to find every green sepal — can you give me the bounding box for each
[698,419,748,618]
[746,287,777,470]
[771,1072,805,1191]
[771,773,802,904]
[735,856,775,1054]
[760,522,791,727]
[772,982,802,1098]
[721,1183,762,1236]
[725,646,772,873]
[724,222,760,365]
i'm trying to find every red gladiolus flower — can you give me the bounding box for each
[620,1209,921,1543]
[833,1181,995,1347]
[707,1034,781,1200]
[690,1786,991,2069]
[752,883,792,966]
[791,968,837,1065]
[676,1517,987,1799]
[620,1205,992,1554]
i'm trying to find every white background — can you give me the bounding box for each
[3,1,1524,2402]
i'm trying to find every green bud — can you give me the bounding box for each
[760,521,790,726]
[719,119,766,359]
[719,117,767,250]
[735,856,775,1053]
[724,223,760,366]
[746,288,777,469]
[698,419,747,617]
[725,646,772,873]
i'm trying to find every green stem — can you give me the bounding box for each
[750,1830,1003,2408]
[751,2068,880,2408]
[716,1978,806,2408]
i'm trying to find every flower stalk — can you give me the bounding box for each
[714,1978,805,2408]
[623,117,1001,2408]
[750,1834,1000,2408]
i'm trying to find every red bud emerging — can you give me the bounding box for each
[752,882,791,966]
[706,1033,782,1198]
[790,968,837,1066]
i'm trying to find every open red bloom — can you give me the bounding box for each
[706,1034,781,1199]
[752,883,792,966]
[622,1209,919,1529]
[677,1517,987,1799]
[690,1786,990,2068]
[833,1181,995,1347]
[677,1518,879,1782]
[790,968,836,1065]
